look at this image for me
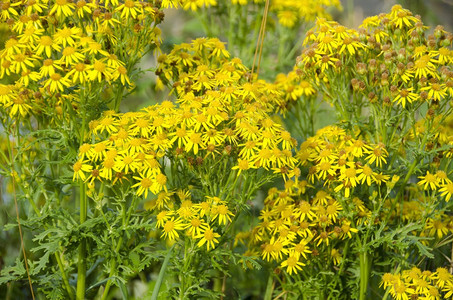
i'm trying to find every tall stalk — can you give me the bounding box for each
[76,182,87,300]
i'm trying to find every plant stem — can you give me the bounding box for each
[151,244,175,300]
[76,182,87,300]
[359,251,369,300]
[263,273,274,300]
[56,253,74,300]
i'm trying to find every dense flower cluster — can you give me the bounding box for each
[381,267,453,299]
[237,125,391,275]
[0,0,162,119]
[297,125,390,198]
[73,39,304,254]
[298,5,453,111]
[245,180,360,275]
[150,192,233,251]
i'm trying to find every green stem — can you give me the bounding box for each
[359,251,369,300]
[263,273,274,300]
[76,182,87,300]
[152,244,175,300]
[56,253,74,300]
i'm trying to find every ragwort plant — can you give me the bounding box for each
[243,4,453,300]
[0,0,163,299]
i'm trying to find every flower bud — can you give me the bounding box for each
[356,63,367,75]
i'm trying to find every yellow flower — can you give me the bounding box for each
[277,10,298,28]
[89,59,112,82]
[116,0,143,19]
[114,152,139,174]
[211,204,234,225]
[11,53,36,74]
[6,95,32,117]
[113,66,131,86]
[280,251,305,275]
[425,218,449,239]
[73,159,93,181]
[439,182,453,202]
[132,174,154,197]
[365,145,388,168]
[388,279,414,300]
[60,46,85,65]
[67,63,89,84]
[232,159,253,176]
[54,26,81,47]
[417,171,439,191]
[186,217,206,238]
[49,0,76,17]
[161,217,185,241]
[196,225,220,251]
[421,82,448,101]
[44,73,72,93]
[185,131,205,155]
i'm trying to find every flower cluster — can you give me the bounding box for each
[243,178,364,275]
[149,193,234,251]
[0,0,162,119]
[297,125,390,198]
[75,39,300,196]
[273,68,317,114]
[381,267,453,299]
[298,5,453,110]
[239,125,391,275]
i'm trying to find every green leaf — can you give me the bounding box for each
[116,277,129,300]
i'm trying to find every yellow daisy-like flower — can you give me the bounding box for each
[211,204,234,225]
[49,0,76,17]
[196,225,220,251]
[417,171,439,191]
[439,182,453,202]
[73,159,93,181]
[365,145,388,168]
[35,36,61,58]
[116,0,143,19]
[161,217,185,241]
[392,88,419,108]
[280,251,305,275]
[132,174,154,198]
[44,73,73,93]
[6,96,32,117]
[88,59,112,82]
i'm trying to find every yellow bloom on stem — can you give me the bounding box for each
[425,218,449,239]
[392,88,419,108]
[211,204,234,225]
[161,217,185,241]
[280,251,305,275]
[186,217,206,238]
[196,225,220,251]
[365,144,388,168]
[44,73,72,93]
[49,0,76,17]
[439,182,453,202]
[116,0,143,19]
[132,174,153,198]
[88,59,112,82]
[6,95,32,117]
[417,171,439,191]
[73,159,93,181]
